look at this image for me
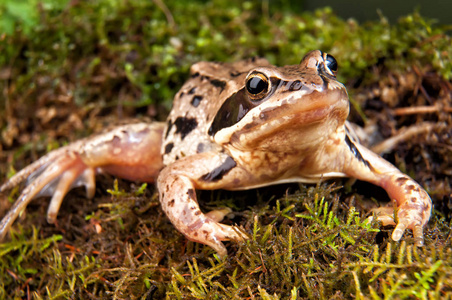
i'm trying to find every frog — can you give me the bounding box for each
[0,50,432,257]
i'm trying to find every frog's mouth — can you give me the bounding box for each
[214,85,349,149]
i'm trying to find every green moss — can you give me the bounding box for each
[0,0,450,118]
[167,185,452,298]
[0,0,451,298]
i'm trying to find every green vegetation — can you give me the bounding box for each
[0,0,451,298]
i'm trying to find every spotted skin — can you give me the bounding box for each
[0,50,432,256]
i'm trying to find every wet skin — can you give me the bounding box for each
[0,50,432,257]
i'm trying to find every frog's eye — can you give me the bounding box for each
[246,72,269,100]
[325,54,338,74]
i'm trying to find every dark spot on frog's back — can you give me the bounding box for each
[191,95,203,107]
[230,71,245,77]
[199,156,237,182]
[209,79,226,92]
[165,120,173,138]
[174,117,198,140]
[164,142,174,154]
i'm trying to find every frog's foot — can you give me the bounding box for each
[370,195,429,247]
[186,218,247,258]
[0,150,95,241]
[158,171,247,258]
[341,140,432,247]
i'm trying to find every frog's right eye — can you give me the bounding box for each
[325,54,338,74]
[246,72,269,101]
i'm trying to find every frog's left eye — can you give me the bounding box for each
[325,54,338,74]
[246,72,270,100]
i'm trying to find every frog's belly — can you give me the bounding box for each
[229,171,348,190]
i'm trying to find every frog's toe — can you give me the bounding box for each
[413,224,424,247]
[216,223,248,242]
[205,207,233,222]
[370,206,396,226]
[391,220,424,246]
[46,165,96,224]
[370,204,426,247]
[186,221,247,258]
[175,208,248,257]
[182,214,247,257]
[391,222,406,241]
[395,198,429,246]
[0,151,93,240]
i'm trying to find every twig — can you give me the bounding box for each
[392,105,452,116]
[371,122,448,154]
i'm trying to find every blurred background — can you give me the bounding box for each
[302,0,451,24]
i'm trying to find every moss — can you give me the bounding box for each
[0,0,451,298]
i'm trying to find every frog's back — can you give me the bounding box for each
[162,58,271,165]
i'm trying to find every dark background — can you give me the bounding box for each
[300,0,451,24]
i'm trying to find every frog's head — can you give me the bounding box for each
[209,50,350,152]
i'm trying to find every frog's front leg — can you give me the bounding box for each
[0,122,165,241]
[157,152,249,258]
[340,135,432,246]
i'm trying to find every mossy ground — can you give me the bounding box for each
[0,0,451,299]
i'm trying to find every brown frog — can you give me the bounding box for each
[0,50,432,257]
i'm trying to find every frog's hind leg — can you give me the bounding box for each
[0,122,166,241]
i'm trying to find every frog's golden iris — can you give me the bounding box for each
[0,50,431,257]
